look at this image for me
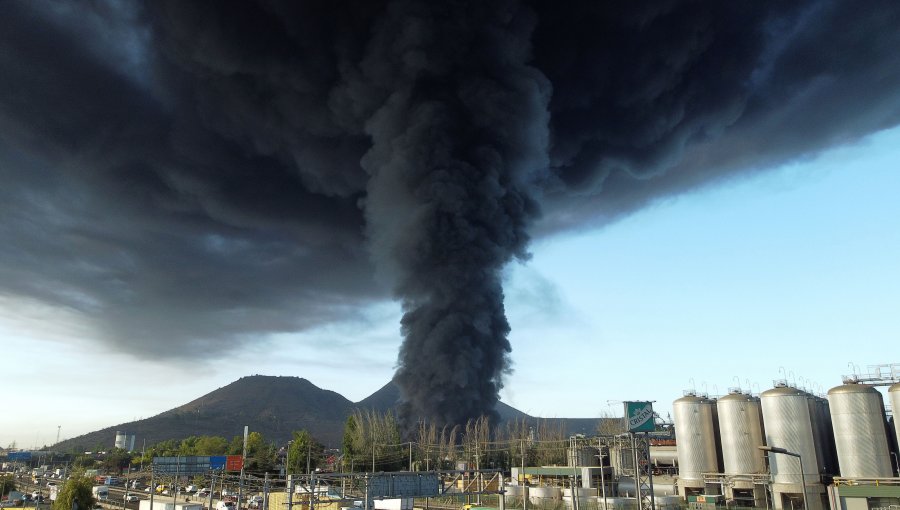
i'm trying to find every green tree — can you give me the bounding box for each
[342,415,360,470]
[73,454,97,469]
[194,436,229,455]
[53,475,95,510]
[0,474,16,497]
[287,430,324,474]
[100,448,134,473]
[246,433,277,472]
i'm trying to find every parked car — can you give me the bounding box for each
[125,495,139,502]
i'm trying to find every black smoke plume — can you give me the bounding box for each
[1,0,899,425]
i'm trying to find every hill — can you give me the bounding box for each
[57,376,610,452]
[56,375,355,451]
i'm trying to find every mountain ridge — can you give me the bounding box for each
[55,375,606,451]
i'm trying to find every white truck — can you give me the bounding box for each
[93,486,110,500]
[215,501,236,510]
[139,501,203,510]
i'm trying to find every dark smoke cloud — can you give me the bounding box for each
[2,0,899,424]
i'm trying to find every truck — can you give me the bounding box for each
[139,501,203,510]
[93,486,110,500]
[215,501,236,510]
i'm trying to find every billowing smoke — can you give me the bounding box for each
[2,0,900,424]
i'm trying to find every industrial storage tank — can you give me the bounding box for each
[891,383,900,454]
[673,392,720,488]
[815,397,838,474]
[717,390,766,476]
[529,486,562,502]
[827,383,892,478]
[759,384,819,485]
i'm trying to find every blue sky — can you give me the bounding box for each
[4,125,898,450]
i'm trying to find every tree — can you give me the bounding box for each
[596,411,625,436]
[245,432,277,472]
[0,474,16,497]
[53,475,94,510]
[100,448,134,473]
[287,430,324,474]
[194,436,229,455]
[342,415,360,470]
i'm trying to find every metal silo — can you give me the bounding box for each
[891,383,900,456]
[827,383,892,478]
[759,384,819,485]
[717,390,766,475]
[807,396,835,475]
[815,396,838,474]
[673,392,719,489]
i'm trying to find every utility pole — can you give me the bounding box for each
[239,426,248,510]
[521,438,527,510]
[409,443,413,472]
[122,463,131,510]
[149,468,155,510]
[287,441,294,510]
[475,441,481,505]
[207,473,215,510]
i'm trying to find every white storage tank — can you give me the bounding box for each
[717,390,766,476]
[599,497,638,510]
[673,392,720,488]
[529,486,562,502]
[828,383,893,478]
[760,384,819,485]
[563,487,597,510]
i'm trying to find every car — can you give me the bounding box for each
[162,490,170,496]
[124,495,139,503]
[185,485,197,493]
[145,488,152,493]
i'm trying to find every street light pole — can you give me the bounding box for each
[596,441,607,510]
[759,446,808,510]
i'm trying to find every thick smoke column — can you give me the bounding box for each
[360,1,549,424]
[3,0,900,426]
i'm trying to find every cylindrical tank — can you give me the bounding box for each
[654,496,682,510]
[828,383,893,478]
[816,397,838,474]
[563,488,597,498]
[649,447,678,466]
[807,396,834,474]
[673,392,719,487]
[717,391,766,475]
[597,497,638,510]
[890,383,900,456]
[529,487,562,501]
[504,485,526,500]
[616,478,675,497]
[760,385,819,485]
